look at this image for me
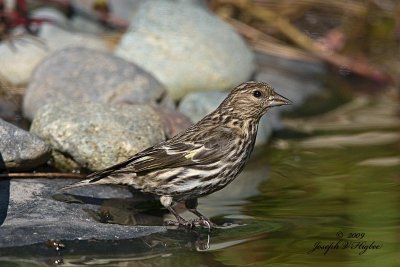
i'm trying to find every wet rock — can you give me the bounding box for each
[0,178,166,248]
[115,0,254,100]
[30,101,165,171]
[178,91,281,146]
[0,119,50,170]
[23,47,173,121]
[0,8,108,86]
[152,106,192,138]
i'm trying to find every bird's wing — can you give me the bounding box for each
[87,126,235,181]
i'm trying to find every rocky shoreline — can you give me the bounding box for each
[0,0,325,248]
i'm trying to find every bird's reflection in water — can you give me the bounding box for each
[6,230,212,266]
[30,231,214,266]
[2,222,263,266]
[45,189,258,265]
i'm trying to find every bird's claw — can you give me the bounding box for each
[164,219,195,229]
[164,217,216,230]
[190,217,216,231]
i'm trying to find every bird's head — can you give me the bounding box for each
[220,81,291,119]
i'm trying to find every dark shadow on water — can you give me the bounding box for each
[53,191,257,229]
[0,152,10,226]
[53,192,166,226]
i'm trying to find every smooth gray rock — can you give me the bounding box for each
[0,178,166,248]
[0,8,108,86]
[30,101,165,171]
[0,119,50,170]
[178,92,226,123]
[107,0,207,21]
[115,0,254,99]
[23,47,173,121]
[178,91,281,146]
[0,98,20,125]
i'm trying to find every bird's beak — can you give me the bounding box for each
[268,92,292,107]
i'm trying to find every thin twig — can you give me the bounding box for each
[227,17,319,62]
[228,1,392,83]
[253,0,368,16]
[0,172,85,179]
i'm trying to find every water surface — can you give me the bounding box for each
[1,112,399,266]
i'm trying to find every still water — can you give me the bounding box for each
[1,102,399,266]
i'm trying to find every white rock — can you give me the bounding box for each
[115,0,255,100]
[0,8,108,85]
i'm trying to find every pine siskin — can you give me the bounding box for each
[61,81,291,229]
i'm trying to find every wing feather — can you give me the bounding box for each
[87,126,235,182]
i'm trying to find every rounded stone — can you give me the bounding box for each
[114,0,255,99]
[0,8,108,86]
[23,47,173,121]
[30,101,165,171]
[0,119,50,170]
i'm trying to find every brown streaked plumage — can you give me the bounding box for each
[61,81,291,229]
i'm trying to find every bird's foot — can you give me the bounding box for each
[190,217,216,231]
[164,217,216,231]
[164,219,195,229]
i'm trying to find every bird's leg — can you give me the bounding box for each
[185,198,216,230]
[160,195,190,227]
[166,206,188,226]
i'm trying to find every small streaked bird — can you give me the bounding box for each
[61,81,291,228]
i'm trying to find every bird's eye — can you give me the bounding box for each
[253,90,262,98]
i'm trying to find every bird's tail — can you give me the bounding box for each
[59,163,118,191]
[59,178,97,191]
